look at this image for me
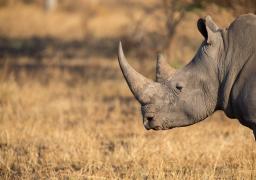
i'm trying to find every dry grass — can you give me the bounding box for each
[0,63,256,179]
[0,2,256,179]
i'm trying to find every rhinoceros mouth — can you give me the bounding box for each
[152,126,162,130]
[145,122,173,131]
[153,125,174,130]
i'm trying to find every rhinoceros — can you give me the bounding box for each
[117,14,256,138]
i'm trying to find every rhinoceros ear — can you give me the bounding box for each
[197,16,219,44]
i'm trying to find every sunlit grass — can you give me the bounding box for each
[0,66,255,179]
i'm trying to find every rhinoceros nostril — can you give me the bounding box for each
[147,117,154,122]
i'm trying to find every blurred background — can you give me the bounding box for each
[0,0,256,179]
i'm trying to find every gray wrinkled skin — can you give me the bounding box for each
[118,14,256,138]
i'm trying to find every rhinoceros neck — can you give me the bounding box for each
[218,15,256,117]
[216,29,232,112]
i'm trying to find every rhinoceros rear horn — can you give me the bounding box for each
[118,42,155,104]
[156,54,175,83]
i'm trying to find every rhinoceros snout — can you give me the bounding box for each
[143,115,163,130]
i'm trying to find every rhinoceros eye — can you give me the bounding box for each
[176,84,183,92]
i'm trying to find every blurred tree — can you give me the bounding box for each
[161,0,199,57]
[208,0,256,15]
[127,0,255,58]
[123,0,201,58]
[161,0,256,57]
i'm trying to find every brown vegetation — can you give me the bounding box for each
[0,1,255,179]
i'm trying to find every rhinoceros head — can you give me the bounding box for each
[118,16,224,130]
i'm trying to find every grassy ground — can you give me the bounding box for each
[0,2,255,179]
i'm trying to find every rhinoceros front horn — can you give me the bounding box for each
[156,54,175,83]
[118,42,155,104]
